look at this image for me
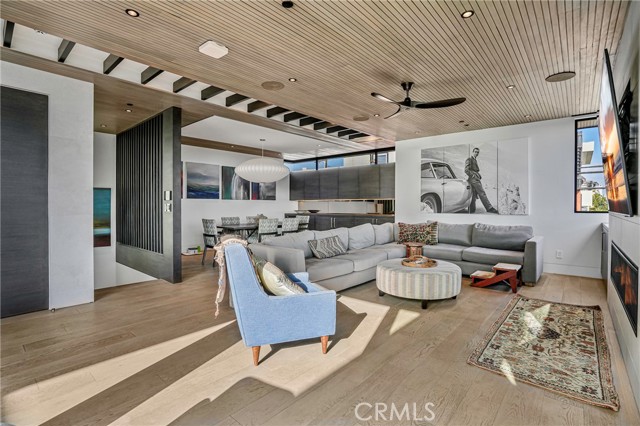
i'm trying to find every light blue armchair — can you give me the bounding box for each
[224,244,337,366]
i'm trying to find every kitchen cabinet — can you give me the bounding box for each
[289,172,304,200]
[288,164,395,200]
[358,166,380,199]
[286,213,395,230]
[319,168,339,199]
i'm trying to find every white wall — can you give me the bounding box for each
[93,132,156,289]
[607,1,640,410]
[1,61,94,309]
[395,117,607,278]
[181,145,297,251]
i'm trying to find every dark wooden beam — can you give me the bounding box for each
[201,85,224,100]
[226,93,248,107]
[247,100,270,113]
[284,112,307,122]
[182,136,282,159]
[314,121,333,130]
[3,21,15,48]
[266,107,289,118]
[338,129,359,137]
[326,125,347,134]
[103,54,124,74]
[57,39,75,63]
[349,132,369,140]
[141,67,163,84]
[300,117,322,126]
[173,77,196,93]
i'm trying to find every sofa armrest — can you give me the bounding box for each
[248,243,306,273]
[523,236,544,284]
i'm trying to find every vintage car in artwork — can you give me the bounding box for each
[420,159,472,213]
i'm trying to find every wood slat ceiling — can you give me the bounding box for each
[0,1,630,142]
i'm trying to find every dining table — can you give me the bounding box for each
[217,221,282,240]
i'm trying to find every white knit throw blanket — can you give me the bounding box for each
[213,237,248,317]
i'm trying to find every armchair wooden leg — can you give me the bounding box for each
[321,336,329,354]
[252,346,260,366]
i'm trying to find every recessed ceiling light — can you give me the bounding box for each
[231,145,235,148]
[125,9,140,17]
[415,131,420,135]
[373,114,380,117]
[125,108,132,113]
[545,71,576,82]
[261,81,285,91]
[464,124,470,127]
[353,114,369,121]
[525,114,532,118]
[100,124,107,128]
[288,78,297,82]
[461,10,475,19]
[459,120,465,123]
[507,84,515,89]
[199,40,229,59]
[317,144,321,147]
[282,1,294,8]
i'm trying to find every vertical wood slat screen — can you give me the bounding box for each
[116,114,163,253]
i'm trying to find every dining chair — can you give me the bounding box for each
[280,217,300,235]
[257,218,279,242]
[296,215,310,231]
[221,216,241,226]
[246,216,259,224]
[201,219,219,266]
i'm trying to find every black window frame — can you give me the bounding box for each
[574,116,608,214]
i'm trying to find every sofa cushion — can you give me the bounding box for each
[305,258,354,282]
[314,228,349,251]
[373,222,394,245]
[251,255,306,296]
[369,242,406,259]
[263,230,315,258]
[462,246,525,265]
[334,249,388,272]
[471,223,533,251]
[423,243,466,261]
[437,223,473,246]
[308,236,347,259]
[397,222,438,245]
[348,223,376,250]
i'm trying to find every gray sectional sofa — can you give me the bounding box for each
[249,222,543,292]
[424,223,543,284]
[250,223,403,291]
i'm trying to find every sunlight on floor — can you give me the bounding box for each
[519,303,550,345]
[2,321,236,426]
[499,359,517,386]
[389,309,421,335]
[110,296,391,425]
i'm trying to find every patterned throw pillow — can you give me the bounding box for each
[397,222,438,245]
[308,236,347,259]
[251,255,306,296]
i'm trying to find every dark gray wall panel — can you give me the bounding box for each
[1,86,49,317]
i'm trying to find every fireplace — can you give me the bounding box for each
[611,243,639,336]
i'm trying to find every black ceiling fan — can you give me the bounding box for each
[371,82,466,119]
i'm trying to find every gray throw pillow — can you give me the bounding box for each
[308,236,347,259]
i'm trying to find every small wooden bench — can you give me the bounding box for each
[470,263,522,293]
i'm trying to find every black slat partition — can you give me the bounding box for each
[117,114,163,252]
[116,107,182,283]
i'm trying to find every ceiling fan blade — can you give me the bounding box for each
[412,97,466,109]
[371,92,400,104]
[384,106,403,119]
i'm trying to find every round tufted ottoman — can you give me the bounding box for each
[376,258,462,309]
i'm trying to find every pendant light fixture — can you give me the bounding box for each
[235,139,290,183]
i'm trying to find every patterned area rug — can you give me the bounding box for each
[468,295,620,411]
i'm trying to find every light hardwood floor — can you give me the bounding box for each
[2,256,639,426]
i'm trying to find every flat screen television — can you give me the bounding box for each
[599,49,634,216]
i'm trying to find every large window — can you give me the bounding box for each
[575,118,608,213]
